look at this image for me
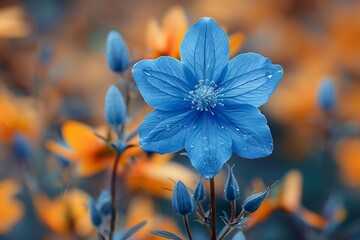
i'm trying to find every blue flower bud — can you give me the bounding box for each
[106,30,131,73]
[88,197,102,227]
[224,165,240,201]
[172,181,196,216]
[104,85,127,128]
[242,187,271,213]
[317,79,336,113]
[193,178,205,201]
[97,190,111,216]
[12,132,32,162]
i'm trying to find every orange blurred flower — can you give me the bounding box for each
[0,179,24,233]
[46,120,143,177]
[0,5,30,38]
[123,153,197,198]
[247,170,327,229]
[335,137,360,188]
[145,5,245,59]
[34,189,93,237]
[125,195,184,240]
[0,86,40,143]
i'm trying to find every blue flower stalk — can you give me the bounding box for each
[132,17,283,179]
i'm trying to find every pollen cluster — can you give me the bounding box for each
[188,79,224,114]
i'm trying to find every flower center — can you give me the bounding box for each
[188,79,223,114]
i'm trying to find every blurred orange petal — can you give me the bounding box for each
[0,179,24,233]
[335,137,360,187]
[229,32,245,57]
[0,5,30,38]
[280,170,302,212]
[125,155,197,198]
[34,189,92,236]
[125,196,183,240]
[62,120,104,155]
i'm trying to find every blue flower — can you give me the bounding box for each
[132,17,283,179]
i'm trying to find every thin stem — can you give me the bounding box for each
[184,215,193,240]
[230,200,236,222]
[235,209,246,222]
[195,201,211,237]
[210,178,216,240]
[109,152,121,240]
[218,210,246,240]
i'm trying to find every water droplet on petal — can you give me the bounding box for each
[267,74,273,79]
[203,137,207,141]
[143,68,152,76]
[243,135,248,140]
[190,145,194,149]
[236,127,240,131]
[166,124,170,131]
[220,142,224,146]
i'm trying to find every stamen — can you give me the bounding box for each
[188,79,223,114]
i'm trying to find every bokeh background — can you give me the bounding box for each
[1,0,360,239]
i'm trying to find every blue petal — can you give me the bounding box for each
[220,53,283,107]
[180,17,229,83]
[184,113,232,179]
[217,105,273,159]
[139,110,194,154]
[132,57,195,111]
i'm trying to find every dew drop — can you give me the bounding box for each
[220,141,224,146]
[243,147,248,151]
[190,145,194,149]
[221,125,225,129]
[236,127,240,131]
[242,134,248,140]
[143,68,152,76]
[165,124,170,131]
[203,137,207,141]
[267,74,273,79]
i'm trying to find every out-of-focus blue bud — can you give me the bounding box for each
[193,178,205,201]
[88,197,102,227]
[97,190,111,216]
[104,85,127,129]
[317,79,336,113]
[39,41,53,65]
[12,132,32,162]
[111,139,126,153]
[172,181,196,216]
[106,30,131,73]
[224,165,240,201]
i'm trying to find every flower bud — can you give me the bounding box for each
[317,79,336,113]
[97,190,111,216]
[172,181,196,216]
[193,178,205,201]
[104,85,127,128]
[242,187,271,213]
[88,197,102,227]
[224,165,240,201]
[106,30,131,73]
[12,132,32,162]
